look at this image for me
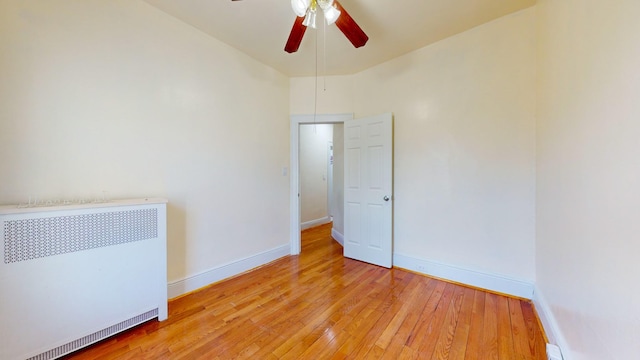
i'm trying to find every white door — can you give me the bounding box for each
[344,113,393,268]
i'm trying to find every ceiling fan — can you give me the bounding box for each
[232,0,368,54]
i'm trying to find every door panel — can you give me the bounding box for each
[347,148,361,189]
[346,203,361,245]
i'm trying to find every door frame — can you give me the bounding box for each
[327,140,334,223]
[290,113,353,255]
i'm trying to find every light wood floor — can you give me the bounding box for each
[64,223,547,359]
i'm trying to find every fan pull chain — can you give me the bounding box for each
[313,25,318,133]
[323,16,327,91]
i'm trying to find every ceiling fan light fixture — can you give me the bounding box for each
[283,0,368,54]
[302,8,317,29]
[291,0,310,17]
[323,5,341,25]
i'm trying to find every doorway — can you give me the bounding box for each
[299,124,334,231]
[289,114,353,255]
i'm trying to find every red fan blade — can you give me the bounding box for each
[284,16,307,53]
[334,0,368,48]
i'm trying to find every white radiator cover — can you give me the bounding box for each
[0,198,168,360]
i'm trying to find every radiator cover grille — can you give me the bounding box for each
[26,309,158,360]
[3,208,158,264]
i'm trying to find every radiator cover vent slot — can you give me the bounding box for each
[26,309,158,360]
[3,208,158,264]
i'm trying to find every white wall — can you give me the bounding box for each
[354,8,537,284]
[299,124,332,225]
[289,76,354,115]
[0,0,290,293]
[536,1,640,359]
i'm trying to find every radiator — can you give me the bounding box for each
[0,198,168,360]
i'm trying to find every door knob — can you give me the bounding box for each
[383,196,390,201]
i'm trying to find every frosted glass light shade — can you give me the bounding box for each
[302,9,317,29]
[323,6,341,25]
[291,0,310,17]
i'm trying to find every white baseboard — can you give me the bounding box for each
[331,228,344,246]
[393,253,534,299]
[167,244,290,299]
[533,286,571,360]
[301,216,331,230]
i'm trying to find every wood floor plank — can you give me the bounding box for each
[375,274,426,350]
[508,297,530,360]
[480,293,499,360]
[520,301,547,359]
[404,280,448,349]
[332,292,389,357]
[463,289,486,360]
[62,223,546,360]
[338,271,422,358]
[414,283,458,357]
[304,274,390,358]
[447,286,476,360]
[431,284,466,360]
[272,265,392,358]
[398,345,417,359]
[380,278,438,359]
[496,294,515,359]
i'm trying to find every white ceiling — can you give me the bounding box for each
[144,0,536,77]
